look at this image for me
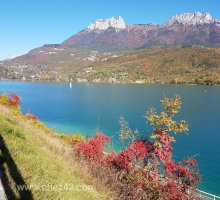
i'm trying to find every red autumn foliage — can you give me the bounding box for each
[25,114,39,121]
[74,132,110,162]
[105,151,115,165]
[24,108,39,121]
[111,151,133,169]
[74,95,201,199]
[75,129,200,199]
[9,93,20,107]
[127,140,148,161]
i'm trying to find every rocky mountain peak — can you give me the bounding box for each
[88,16,126,30]
[167,12,218,25]
[62,12,220,51]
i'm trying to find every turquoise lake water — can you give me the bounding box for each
[0,80,219,195]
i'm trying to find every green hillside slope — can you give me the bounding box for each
[0,105,114,200]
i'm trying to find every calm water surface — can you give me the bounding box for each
[0,80,219,195]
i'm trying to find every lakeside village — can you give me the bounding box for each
[0,63,160,84]
[0,63,215,85]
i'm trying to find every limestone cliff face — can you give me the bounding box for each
[166,12,219,26]
[62,12,220,51]
[88,16,126,30]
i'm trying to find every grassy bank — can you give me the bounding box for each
[0,105,114,200]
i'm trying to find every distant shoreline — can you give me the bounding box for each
[0,78,218,86]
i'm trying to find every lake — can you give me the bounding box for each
[0,80,220,195]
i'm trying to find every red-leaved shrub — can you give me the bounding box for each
[75,132,110,163]
[24,108,39,121]
[8,93,20,107]
[74,95,201,200]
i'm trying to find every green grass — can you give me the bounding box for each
[0,108,114,200]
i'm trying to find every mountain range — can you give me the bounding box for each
[3,12,220,62]
[62,12,220,51]
[1,12,220,84]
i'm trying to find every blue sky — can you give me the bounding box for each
[0,0,220,60]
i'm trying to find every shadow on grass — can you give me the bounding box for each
[0,134,33,200]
